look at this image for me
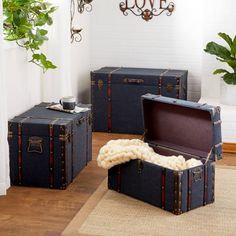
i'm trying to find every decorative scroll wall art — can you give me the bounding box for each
[70,0,93,43]
[119,0,175,21]
[77,0,93,13]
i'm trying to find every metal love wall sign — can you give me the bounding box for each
[119,0,175,21]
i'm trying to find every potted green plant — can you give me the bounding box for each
[204,32,236,106]
[3,0,58,72]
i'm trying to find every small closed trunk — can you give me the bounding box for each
[8,103,92,189]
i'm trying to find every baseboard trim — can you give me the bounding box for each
[223,142,236,154]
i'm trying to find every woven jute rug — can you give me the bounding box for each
[62,166,236,236]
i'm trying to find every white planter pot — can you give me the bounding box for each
[220,80,236,106]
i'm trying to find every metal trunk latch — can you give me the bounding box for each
[77,117,86,125]
[88,115,92,126]
[137,160,143,174]
[192,167,203,182]
[166,83,174,93]
[140,129,148,141]
[27,137,43,154]
[123,78,144,84]
[59,133,71,143]
[98,80,104,90]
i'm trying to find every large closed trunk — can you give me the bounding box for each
[91,67,188,134]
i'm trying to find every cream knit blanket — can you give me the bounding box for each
[97,139,202,171]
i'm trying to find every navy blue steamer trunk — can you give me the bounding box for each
[91,67,188,134]
[8,103,92,189]
[108,95,222,214]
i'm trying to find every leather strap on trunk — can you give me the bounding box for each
[60,125,67,189]
[49,119,59,188]
[174,171,183,215]
[86,114,88,165]
[107,67,122,132]
[203,165,208,205]
[211,164,215,202]
[17,117,30,185]
[117,166,121,192]
[16,116,74,121]
[161,168,166,209]
[158,70,169,95]
[71,123,74,179]
[176,77,180,99]
[187,169,192,211]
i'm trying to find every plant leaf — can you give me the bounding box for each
[231,36,236,55]
[223,73,236,85]
[223,59,236,72]
[218,32,233,47]
[39,29,48,36]
[3,0,57,72]
[213,69,230,75]
[13,11,21,26]
[46,16,53,25]
[45,60,57,69]
[35,13,49,26]
[216,57,225,62]
[32,53,41,61]
[204,42,231,60]
[48,6,58,13]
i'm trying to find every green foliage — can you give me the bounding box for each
[3,0,58,72]
[204,32,236,85]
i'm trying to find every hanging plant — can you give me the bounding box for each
[3,0,58,72]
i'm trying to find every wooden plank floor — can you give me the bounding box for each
[0,132,235,236]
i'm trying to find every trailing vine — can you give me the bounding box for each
[3,0,58,72]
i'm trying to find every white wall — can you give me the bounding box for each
[42,0,91,104]
[90,0,203,101]
[0,0,10,195]
[89,0,236,101]
[4,0,236,111]
[4,44,41,119]
[201,0,236,99]
[71,11,91,104]
[42,0,73,102]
